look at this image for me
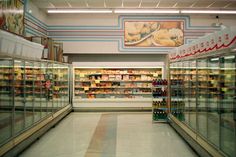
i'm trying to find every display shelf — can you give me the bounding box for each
[86,73,156,75]
[152,79,168,122]
[74,98,152,102]
[74,68,162,101]
[74,86,151,89]
[74,80,153,82]
[75,92,152,95]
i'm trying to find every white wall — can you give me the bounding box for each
[26,0,47,24]
[46,14,236,29]
[189,15,236,30]
[45,13,236,54]
[70,54,168,78]
[71,54,166,67]
[24,0,48,37]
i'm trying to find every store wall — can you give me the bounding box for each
[26,1,236,56]
[71,54,166,67]
[24,0,48,37]
[46,14,229,54]
[71,54,168,78]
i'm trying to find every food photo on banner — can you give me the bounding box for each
[124,21,184,47]
[0,0,24,35]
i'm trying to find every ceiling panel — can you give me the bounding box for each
[31,0,236,10]
[209,1,231,8]
[227,1,236,9]
[123,0,140,8]
[106,0,122,8]
[193,0,215,8]
[176,2,196,8]
[141,0,159,8]
[46,0,68,8]
[32,1,52,9]
[87,0,104,8]
[67,0,87,8]
[158,0,177,8]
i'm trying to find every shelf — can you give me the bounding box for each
[75,93,152,95]
[0,79,13,81]
[153,97,168,100]
[74,86,151,89]
[0,91,10,94]
[81,73,158,76]
[74,98,152,102]
[152,85,168,88]
[75,68,162,102]
[153,108,169,110]
[75,80,153,82]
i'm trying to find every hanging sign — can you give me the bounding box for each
[169,27,236,61]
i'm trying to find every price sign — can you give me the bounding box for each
[153,73,158,77]
[225,74,231,79]
[54,86,60,90]
[95,80,100,84]
[84,87,89,91]
[80,73,85,77]
[222,88,228,92]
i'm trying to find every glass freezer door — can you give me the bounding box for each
[197,59,209,139]
[220,54,236,157]
[207,57,220,147]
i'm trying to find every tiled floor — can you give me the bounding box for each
[20,113,198,157]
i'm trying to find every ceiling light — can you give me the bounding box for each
[210,58,219,61]
[114,9,180,14]
[181,10,236,14]
[47,9,112,14]
[224,56,235,60]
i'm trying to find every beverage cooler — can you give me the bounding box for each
[168,27,236,157]
[0,54,72,148]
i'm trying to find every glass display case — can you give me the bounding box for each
[74,68,162,101]
[220,54,236,156]
[170,62,185,122]
[169,51,236,157]
[0,58,13,145]
[0,55,71,147]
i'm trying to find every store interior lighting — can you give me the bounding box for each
[47,9,236,14]
[47,9,113,13]
[113,9,180,14]
[180,10,236,14]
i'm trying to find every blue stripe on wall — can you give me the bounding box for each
[24,13,221,52]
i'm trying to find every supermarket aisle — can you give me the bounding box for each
[20,113,198,157]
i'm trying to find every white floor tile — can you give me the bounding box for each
[20,112,197,157]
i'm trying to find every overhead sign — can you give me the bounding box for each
[169,27,236,61]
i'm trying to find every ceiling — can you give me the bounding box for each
[31,0,236,10]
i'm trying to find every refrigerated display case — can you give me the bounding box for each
[0,55,71,147]
[169,62,185,122]
[73,68,163,109]
[74,68,162,99]
[169,50,236,157]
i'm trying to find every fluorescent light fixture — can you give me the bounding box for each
[47,9,112,13]
[181,10,236,14]
[211,58,219,61]
[231,48,236,52]
[114,9,179,14]
[224,56,235,60]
